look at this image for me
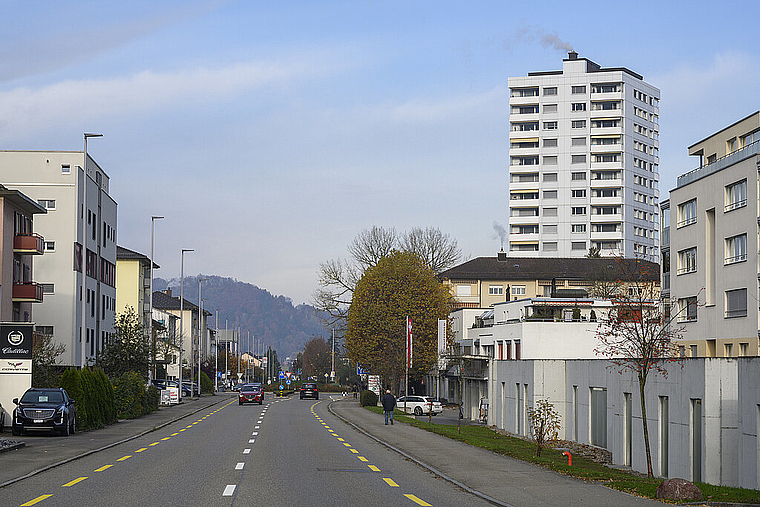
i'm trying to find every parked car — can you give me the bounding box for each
[299,382,319,400]
[239,384,263,405]
[396,396,443,416]
[12,387,77,436]
[231,383,245,392]
[153,380,192,398]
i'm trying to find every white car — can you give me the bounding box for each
[396,396,443,416]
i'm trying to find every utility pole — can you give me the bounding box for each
[214,309,219,392]
[331,328,335,383]
[178,249,193,402]
[224,319,228,388]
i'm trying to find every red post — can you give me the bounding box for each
[563,451,572,466]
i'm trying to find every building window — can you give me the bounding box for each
[724,179,747,212]
[543,87,557,96]
[543,104,558,113]
[61,164,71,174]
[725,234,747,264]
[571,241,586,250]
[512,224,539,234]
[725,288,747,318]
[740,343,749,356]
[571,137,586,146]
[543,121,558,130]
[41,283,55,294]
[571,85,586,94]
[44,241,55,252]
[591,83,621,93]
[543,207,557,217]
[677,199,697,227]
[594,154,620,163]
[571,102,587,112]
[543,242,557,251]
[543,172,558,182]
[543,156,558,165]
[456,285,472,297]
[489,285,503,296]
[511,173,539,183]
[571,206,586,215]
[73,242,83,272]
[571,171,586,181]
[678,296,698,322]
[571,224,586,233]
[724,343,733,357]
[571,120,586,129]
[512,286,526,296]
[510,88,539,97]
[37,325,54,336]
[543,225,557,234]
[543,190,557,199]
[677,247,697,274]
[571,189,586,198]
[510,243,539,252]
[37,199,56,210]
[571,154,587,164]
[543,138,558,148]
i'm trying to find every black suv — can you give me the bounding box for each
[13,388,77,436]
[299,382,319,400]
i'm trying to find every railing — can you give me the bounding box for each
[725,254,747,265]
[676,266,696,275]
[724,199,746,212]
[676,217,696,228]
[677,138,760,187]
[14,233,44,255]
[13,282,43,302]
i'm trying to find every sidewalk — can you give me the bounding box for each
[330,399,661,507]
[0,393,234,488]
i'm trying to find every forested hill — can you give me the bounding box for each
[153,275,328,359]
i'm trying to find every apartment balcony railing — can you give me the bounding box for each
[14,233,44,255]
[13,282,44,303]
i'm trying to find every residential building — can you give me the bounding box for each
[0,185,47,322]
[668,111,760,357]
[152,289,211,375]
[508,51,660,261]
[1,151,118,366]
[439,253,659,309]
[152,307,180,380]
[115,245,158,333]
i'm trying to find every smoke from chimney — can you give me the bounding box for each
[493,221,507,249]
[510,26,573,53]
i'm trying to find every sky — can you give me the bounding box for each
[2,0,759,305]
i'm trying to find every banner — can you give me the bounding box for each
[406,317,413,369]
[437,319,447,370]
[0,323,34,360]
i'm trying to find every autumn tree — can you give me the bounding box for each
[301,337,332,380]
[346,251,453,394]
[313,226,461,328]
[32,331,65,387]
[528,399,562,457]
[594,256,685,478]
[99,306,149,380]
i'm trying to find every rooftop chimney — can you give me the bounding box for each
[568,50,578,60]
[163,288,172,297]
[497,249,507,262]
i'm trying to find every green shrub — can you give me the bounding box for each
[142,385,160,415]
[360,390,378,407]
[194,371,214,394]
[60,368,90,429]
[80,367,105,429]
[113,371,144,419]
[95,368,117,424]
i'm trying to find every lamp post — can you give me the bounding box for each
[149,216,164,382]
[214,309,219,392]
[198,278,209,396]
[178,248,193,402]
[224,319,228,388]
[81,133,102,369]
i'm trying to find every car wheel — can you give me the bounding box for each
[12,425,21,436]
[300,395,303,399]
[61,415,71,436]
[239,401,243,405]
[414,406,423,416]
[71,415,76,434]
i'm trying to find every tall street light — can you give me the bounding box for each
[179,248,193,402]
[81,133,102,369]
[149,216,164,382]
[198,277,209,396]
[214,309,220,392]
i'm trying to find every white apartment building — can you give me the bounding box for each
[668,111,760,358]
[0,151,117,367]
[508,52,660,261]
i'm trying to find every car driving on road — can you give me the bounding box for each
[396,396,443,416]
[299,382,319,399]
[239,384,263,405]
[12,387,77,436]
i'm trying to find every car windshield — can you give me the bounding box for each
[21,390,63,404]
[302,384,317,389]
[242,385,260,391]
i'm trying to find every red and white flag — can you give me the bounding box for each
[406,316,413,368]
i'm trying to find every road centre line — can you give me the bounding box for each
[149,442,160,446]
[243,449,251,454]
[404,494,432,506]
[383,478,400,487]
[368,465,381,472]
[358,457,369,462]
[249,439,255,443]
[116,455,131,461]
[235,463,244,470]
[222,485,236,496]
[20,494,53,506]
[161,437,171,441]
[94,464,113,472]
[135,448,147,453]
[61,476,87,487]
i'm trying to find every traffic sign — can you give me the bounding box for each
[357,364,370,375]
[279,384,284,390]
[279,372,285,380]
[285,372,292,379]
[286,379,291,385]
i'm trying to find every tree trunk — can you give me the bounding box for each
[639,374,654,477]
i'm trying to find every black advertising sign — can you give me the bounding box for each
[0,323,33,359]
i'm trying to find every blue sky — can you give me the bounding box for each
[2,1,759,305]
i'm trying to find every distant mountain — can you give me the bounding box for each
[153,275,328,359]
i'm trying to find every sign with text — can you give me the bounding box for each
[406,317,413,369]
[0,323,34,360]
[0,359,31,374]
[437,319,447,370]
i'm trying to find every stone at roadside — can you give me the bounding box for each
[655,478,702,501]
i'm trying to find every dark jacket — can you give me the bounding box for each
[381,393,396,411]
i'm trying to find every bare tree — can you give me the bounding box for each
[347,226,398,270]
[400,227,462,274]
[594,256,687,478]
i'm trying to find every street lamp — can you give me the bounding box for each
[81,133,102,368]
[178,248,193,402]
[214,309,220,392]
[149,216,164,382]
[198,278,209,396]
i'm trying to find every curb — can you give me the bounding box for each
[0,442,25,453]
[0,396,228,490]
[327,400,515,507]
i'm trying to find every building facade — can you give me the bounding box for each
[152,289,210,374]
[1,151,118,366]
[508,52,660,261]
[115,245,156,333]
[668,111,760,357]
[0,185,47,322]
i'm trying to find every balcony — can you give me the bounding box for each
[13,282,43,303]
[14,233,44,255]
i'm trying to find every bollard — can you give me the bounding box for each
[562,451,572,466]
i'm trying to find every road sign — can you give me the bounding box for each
[279,384,284,390]
[217,371,221,377]
[286,379,291,385]
[279,371,285,380]
[285,372,292,379]
[357,364,370,375]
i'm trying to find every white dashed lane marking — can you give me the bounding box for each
[235,463,244,470]
[243,448,251,454]
[223,485,236,496]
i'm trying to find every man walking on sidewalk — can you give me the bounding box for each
[381,389,396,425]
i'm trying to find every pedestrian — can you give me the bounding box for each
[381,389,396,425]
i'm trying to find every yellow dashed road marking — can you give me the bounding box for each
[117,455,131,461]
[179,428,187,432]
[383,478,400,487]
[404,494,432,506]
[135,447,147,453]
[149,442,160,446]
[337,438,345,441]
[171,432,179,436]
[21,494,53,506]
[61,477,87,487]
[161,437,171,441]
[343,443,352,447]
[368,465,380,472]
[358,456,369,462]
[350,449,359,454]
[94,464,112,472]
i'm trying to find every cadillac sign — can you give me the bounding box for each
[0,323,33,360]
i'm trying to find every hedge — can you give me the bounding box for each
[58,367,115,430]
[360,390,378,407]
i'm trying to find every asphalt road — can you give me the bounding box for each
[1,394,492,506]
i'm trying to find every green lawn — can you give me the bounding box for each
[364,406,760,504]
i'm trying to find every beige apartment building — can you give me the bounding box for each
[115,245,156,332]
[668,111,760,357]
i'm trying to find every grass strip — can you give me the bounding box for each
[364,406,760,504]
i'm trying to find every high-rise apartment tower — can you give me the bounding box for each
[507,52,660,261]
